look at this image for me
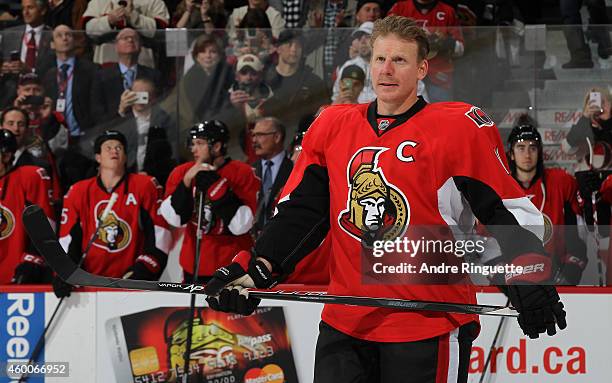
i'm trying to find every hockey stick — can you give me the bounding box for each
[23,204,518,317]
[20,194,119,382]
[182,190,204,383]
[478,298,510,383]
[586,137,605,286]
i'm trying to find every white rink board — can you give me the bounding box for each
[2,289,611,382]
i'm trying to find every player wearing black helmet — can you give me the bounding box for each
[54,129,171,297]
[0,129,55,284]
[160,120,260,282]
[506,115,587,285]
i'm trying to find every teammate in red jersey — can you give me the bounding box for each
[388,0,464,102]
[160,120,259,282]
[0,129,55,284]
[204,16,566,382]
[506,116,587,285]
[55,130,170,297]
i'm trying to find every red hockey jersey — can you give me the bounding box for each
[388,0,464,89]
[256,99,545,342]
[0,165,54,283]
[161,160,259,276]
[59,174,171,278]
[520,168,582,262]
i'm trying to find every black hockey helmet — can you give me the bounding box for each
[0,129,17,155]
[189,120,230,153]
[94,130,128,154]
[507,114,544,180]
[507,115,542,151]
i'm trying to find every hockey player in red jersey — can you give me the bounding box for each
[388,0,464,102]
[506,115,587,285]
[0,129,55,284]
[204,16,567,382]
[160,120,259,282]
[55,130,170,297]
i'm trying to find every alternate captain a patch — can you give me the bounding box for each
[338,147,410,242]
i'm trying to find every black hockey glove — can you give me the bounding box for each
[555,255,587,285]
[123,254,163,280]
[580,171,605,195]
[195,170,220,192]
[12,255,47,284]
[52,276,73,298]
[204,250,276,315]
[502,253,567,339]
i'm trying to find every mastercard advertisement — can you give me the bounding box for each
[105,306,299,383]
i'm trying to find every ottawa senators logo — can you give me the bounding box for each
[338,147,410,242]
[93,200,131,252]
[0,204,15,239]
[542,212,553,245]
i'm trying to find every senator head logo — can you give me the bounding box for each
[338,147,410,242]
[0,204,15,239]
[93,200,131,252]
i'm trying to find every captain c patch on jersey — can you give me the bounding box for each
[338,147,410,243]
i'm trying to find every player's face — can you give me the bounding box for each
[191,138,212,163]
[2,111,27,147]
[511,140,539,173]
[371,34,428,114]
[96,140,127,170]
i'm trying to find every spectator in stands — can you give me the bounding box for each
[251,116,292,238]
[108,77,177,185]
[312,0,351,81]
[43,25,99,138]
[332,21,375,104]
[264,30,329,133]
[179,35,233,135]
[13,73,68,157]
[229,7,275,66]
[352,0,382,26]
[560,0,612,69]
[46,0,88,28]
[563,87,612,168]
[388,0,464,102]
[42,25,100,188]
[226,53,273,163]
[227,0,285,40]
[82,0,170,68]
[174,0,226,29]
[332,64,365,105]
[95,28,161,123]
[1,0,54,75]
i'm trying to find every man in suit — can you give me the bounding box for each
[112,77,176,185]
[251,116,293,238]
[95,28,161,124]
[43,25,99,137]
[0,0,54,108]
[1,0,54,74]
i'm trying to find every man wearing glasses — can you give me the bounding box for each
[250,116,292,238]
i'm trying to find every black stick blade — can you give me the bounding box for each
[22,204,77,282]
